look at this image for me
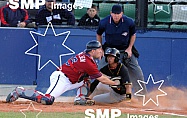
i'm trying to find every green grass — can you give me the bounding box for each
[0,112,186,118]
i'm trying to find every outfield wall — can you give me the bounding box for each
[0,27,187,95]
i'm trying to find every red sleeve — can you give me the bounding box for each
[1,5,10,26]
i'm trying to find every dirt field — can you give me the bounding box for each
[0,87,187,116]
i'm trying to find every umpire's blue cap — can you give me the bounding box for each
[112,5,122,14]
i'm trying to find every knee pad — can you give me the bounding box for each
[40,94,55,105]
[15,86,25,95]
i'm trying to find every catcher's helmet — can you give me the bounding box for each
[85,40,102,52]
[105,48,120,63]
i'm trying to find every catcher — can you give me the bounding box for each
[88,48,132,103]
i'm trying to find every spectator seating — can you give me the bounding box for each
[148,4,172,23]
[123,3,135,20]
[151,0,174,2]
[98,3,116,19]
[74,7,87,21]
[172,5,187,23]
[0,0,6,8]
[170,24,187,29]
[175,0,187,2]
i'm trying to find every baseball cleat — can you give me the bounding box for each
[6,86,24,103]
[6,90,19,103]
[85,99,95,105]
[41,96,55,105]
[74,99,95,106]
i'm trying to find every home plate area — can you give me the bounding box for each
[0,87,187,117]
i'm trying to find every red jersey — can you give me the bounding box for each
[60,52,102,84]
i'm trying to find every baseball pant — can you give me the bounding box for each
[89,82,125,103]
[45,71,84,98]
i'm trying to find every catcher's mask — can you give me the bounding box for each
[85,40,102,53]
[105,48,120,63]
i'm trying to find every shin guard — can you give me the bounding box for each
[6,86,55,105]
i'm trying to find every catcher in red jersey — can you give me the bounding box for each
[6,40,119,105]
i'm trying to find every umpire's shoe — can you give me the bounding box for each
[74,98,95,106]
[6,86,23,103]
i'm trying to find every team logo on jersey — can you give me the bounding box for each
[122,32,128,36]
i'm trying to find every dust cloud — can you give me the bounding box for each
[120,86,187,111]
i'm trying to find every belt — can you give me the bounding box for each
[57,70,75,84]
[64,73,74,84]
[64,74,68,77]
[56,70,68,78]
[106,45,127,50]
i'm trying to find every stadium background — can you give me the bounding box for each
[0,0,187,95]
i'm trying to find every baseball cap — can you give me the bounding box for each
[112,5,122,14]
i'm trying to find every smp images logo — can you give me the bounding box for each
[8,0,45,9]
[85,109,121,118]
[8,0,83,11]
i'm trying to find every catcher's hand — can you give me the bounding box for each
[110,77,121,89]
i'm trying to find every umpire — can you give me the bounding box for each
[96,4,147,96]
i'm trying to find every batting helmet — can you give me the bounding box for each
[105,48,120,63]
[85,40,102,52]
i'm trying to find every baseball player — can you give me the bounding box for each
[97,4,147,95]
[6,40,119,105]
[88,48,132,103]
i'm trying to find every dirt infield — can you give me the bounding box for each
[0,87,187,116]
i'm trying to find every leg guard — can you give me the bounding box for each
[74,84,89,102]
[6,88,19,103]
[6,86,26,103]
[40,94,55,105]
[74,84,95,106]
[6,86,55,105]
